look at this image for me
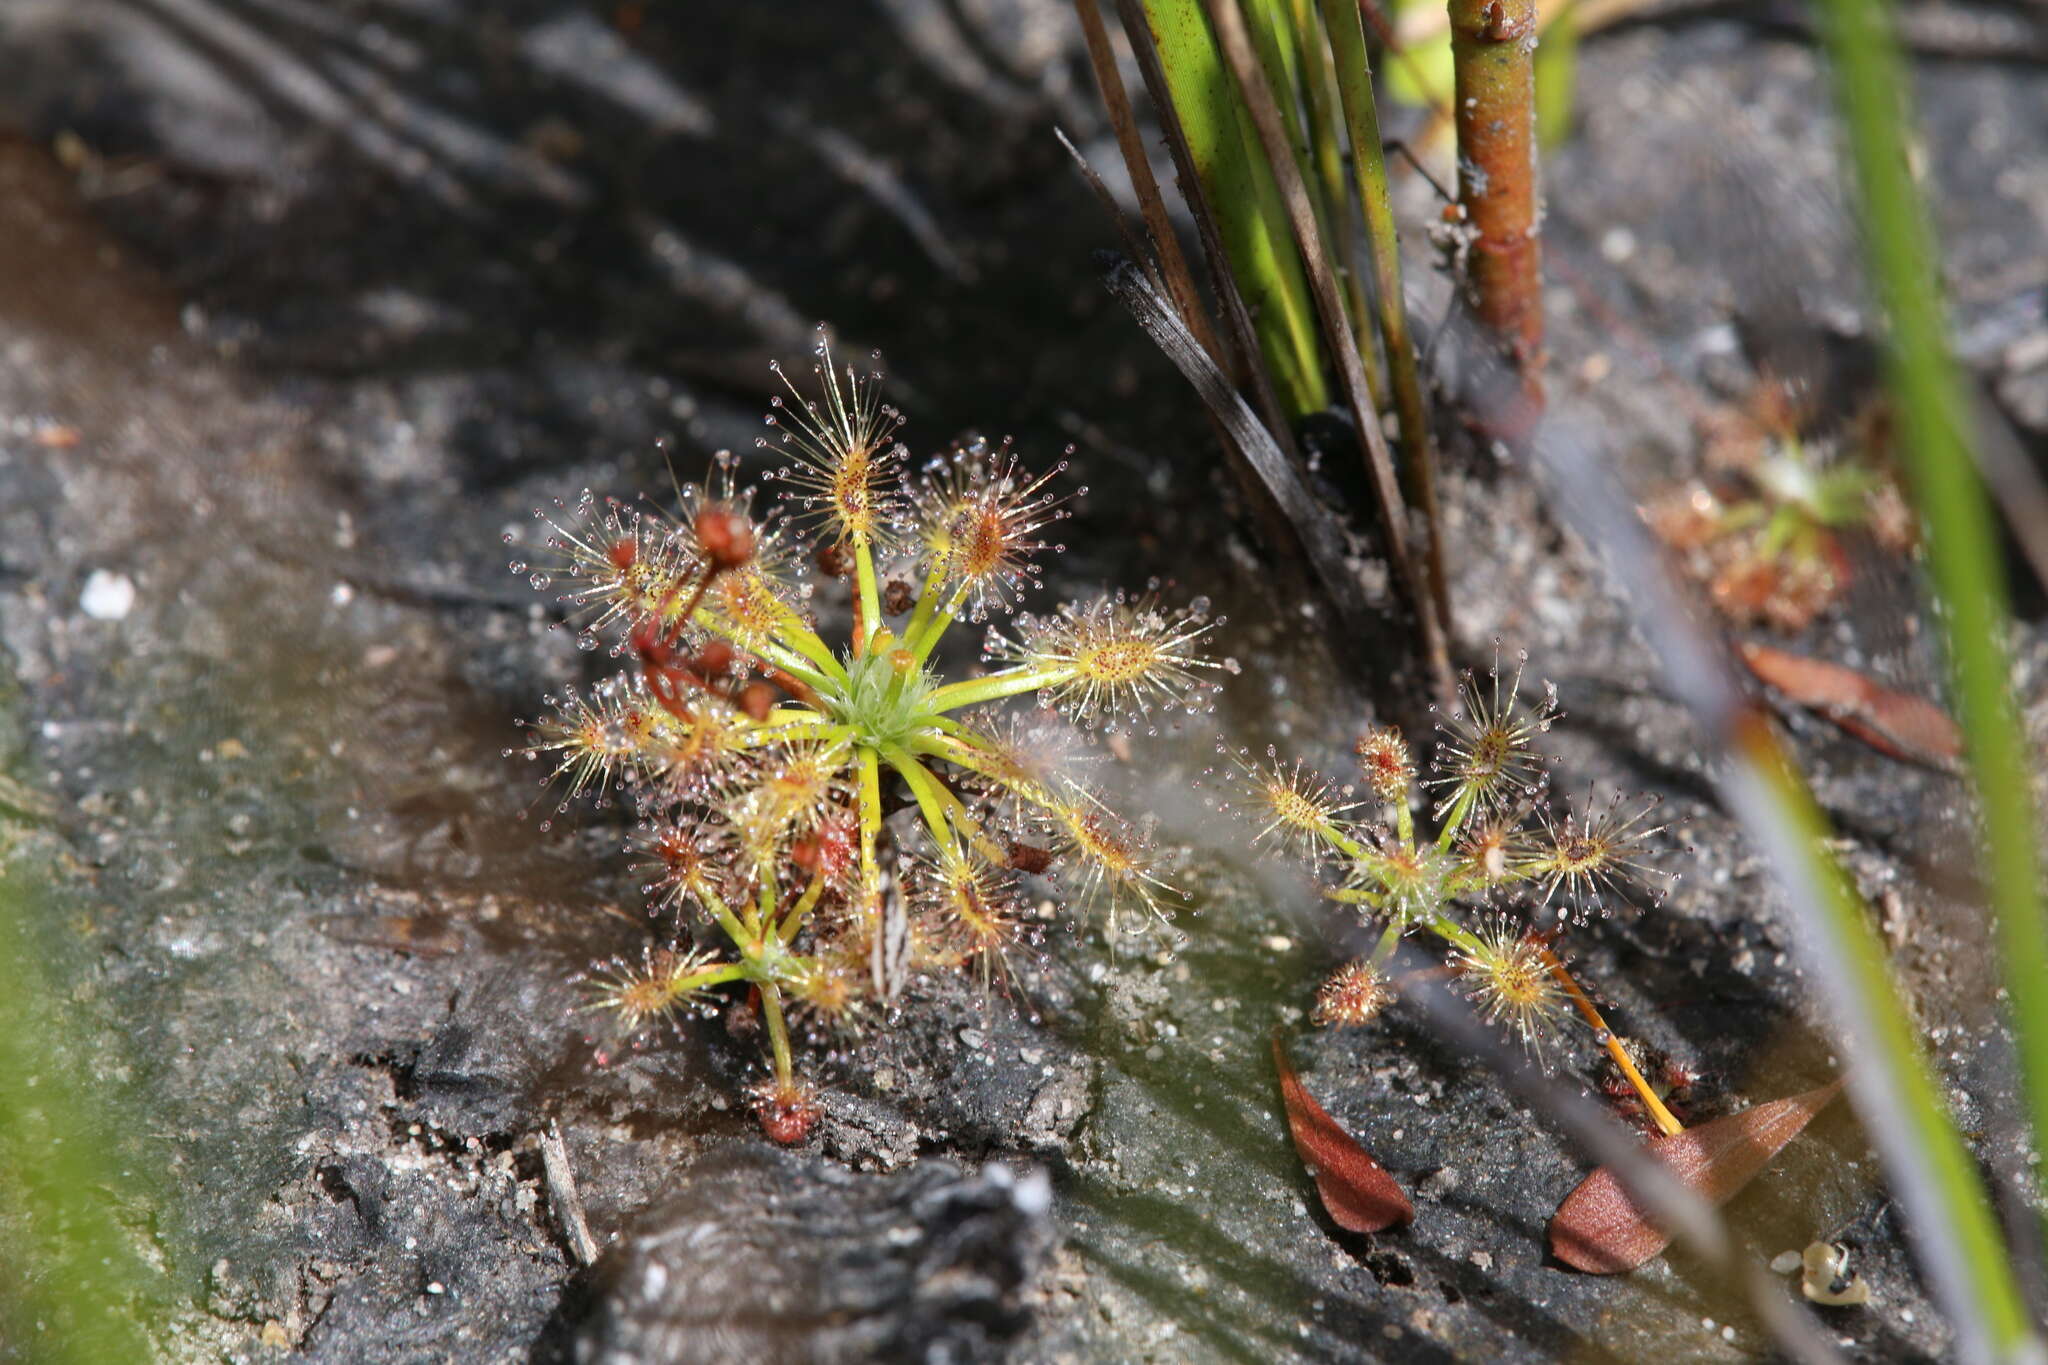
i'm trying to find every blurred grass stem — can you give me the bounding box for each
[1818,0,2048,1346]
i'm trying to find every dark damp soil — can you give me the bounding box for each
[0,1,2044,1361]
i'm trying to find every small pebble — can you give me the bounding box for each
[79,569,135,621]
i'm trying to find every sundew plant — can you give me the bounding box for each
[515,331,1225,1140]
[1217,653,1687,1134]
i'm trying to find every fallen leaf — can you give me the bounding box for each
[1273,1032,1412,1234]
[1740,642,1961,769]
[1550,1077,1844,1273]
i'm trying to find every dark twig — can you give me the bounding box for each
[1054,127,1169,291]
[1056,128,1308,560]
[541,1121,600,1268]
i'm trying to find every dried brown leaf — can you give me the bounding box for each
[1550,1077,1844,1273]
[1273,1032,1413,1234]
[1740,642,1961,769]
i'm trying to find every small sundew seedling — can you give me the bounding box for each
[1212,646,1687,1135]
[1644,392,1914,631]
[513,328,1225,1140]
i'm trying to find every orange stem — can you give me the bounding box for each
[1540,946,1684,1136]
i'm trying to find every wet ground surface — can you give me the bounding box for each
[0,1,2045,1361]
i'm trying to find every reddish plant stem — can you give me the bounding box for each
[1538,944,1684,1138]
[1449,0,1545,424]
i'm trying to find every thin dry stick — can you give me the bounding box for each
[540,1121,600,1268]
[1314,0,1454,644]
[1111,0,1302,464]
[1448,0,1546,421]
[1205,0,1454,698]
[1072,0,1229,374]
[1054,127,1173,288]
[1056,129,1307,560]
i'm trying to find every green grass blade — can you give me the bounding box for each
[1206,0,1452,695]
[1138,0,1329,417]
[1285,0,1372,347]
[1815,0,2048,1351]
[1313,0,1452,639]
[1726,726,2035,1362]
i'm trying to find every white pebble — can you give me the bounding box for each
[80,570,135,621]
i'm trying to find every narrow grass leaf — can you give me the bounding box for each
[1135,0,1329,416]
[1313,0,1453,637]
[1817,3,2048,1346]
[1521,389,2026,1363]
[1207,0,1453,697]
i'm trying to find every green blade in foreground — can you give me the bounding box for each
[1816,0,2048,1353]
